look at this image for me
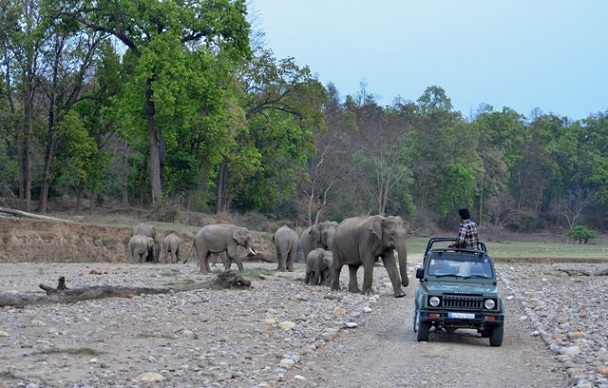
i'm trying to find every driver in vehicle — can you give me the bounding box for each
[429,258,454,275]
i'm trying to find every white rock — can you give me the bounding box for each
[137,372,164,382]
[279,321,296,330]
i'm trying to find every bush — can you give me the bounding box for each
[567,225,597,244]
[148,200,179,222]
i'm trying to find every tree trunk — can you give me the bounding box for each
[216,157,229,213]
[37,136,55,214]
[145,78,162,203]
[24,93,34,212]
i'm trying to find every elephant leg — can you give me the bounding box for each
[233,255,244,272]
[311,270,320,285]
[223,255,232,272]
[276,249,284,271]
[324,271,332,286]
[304,270,311,284]
[382,257,406,298]
[278,249,288,271]
[330,265,342,291]
[320,270,330,286]
[361,262,375,295]
[348,265,361,293]
[199,251,210,274]
[286,252,295,272]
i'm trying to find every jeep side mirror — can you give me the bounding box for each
[416,267,424,279]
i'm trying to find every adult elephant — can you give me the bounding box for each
[304,248,333,286]
[300,221,338,260]
[272,225,299,272]
[163,233,182,264]
[128,234,155,263]
[132,223,158,263]
[330,215,409,298]
[132,222,156,239]
[194,224,257,274]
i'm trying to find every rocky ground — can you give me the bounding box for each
[1,258,607,387]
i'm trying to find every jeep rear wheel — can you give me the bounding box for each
[489,324,504,347]
[415,311,430,341]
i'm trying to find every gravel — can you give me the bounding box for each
[0,260,607,387]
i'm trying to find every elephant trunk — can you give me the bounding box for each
[396,243,409,287]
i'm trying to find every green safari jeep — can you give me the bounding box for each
[413,237,505,347]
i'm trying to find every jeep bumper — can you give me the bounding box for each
[418,309,504,329]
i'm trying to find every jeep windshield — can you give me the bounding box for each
[427,255,493,279]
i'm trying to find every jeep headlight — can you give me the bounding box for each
[484,298,496,309]
[429,296,440,307]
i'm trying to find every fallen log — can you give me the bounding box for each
[0,206,74,223]
[555,268,592,276]
[0,272,252,307]
[593,268,608,276]
[555,267,608,276]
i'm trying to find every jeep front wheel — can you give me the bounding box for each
[489,324,504,347]
[415,311,430,341]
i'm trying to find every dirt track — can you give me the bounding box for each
[0,260,572,387]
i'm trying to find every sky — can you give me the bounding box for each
[251,1,608,120]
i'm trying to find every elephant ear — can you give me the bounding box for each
[232,228,248,245]
[369,217,383,240]
[369,217,386,255]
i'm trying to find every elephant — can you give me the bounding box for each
[304,248,333,286]
[193,224,257,274]
[128,234,155,263]
[300,221,338,261]
[163,233,182,263]
[148,240,160,263]
[132,222,156,239]
[132,223,158,263]
[330,215,409,298]
[272,225,299,272]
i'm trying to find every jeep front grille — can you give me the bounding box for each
[442,295,483,309]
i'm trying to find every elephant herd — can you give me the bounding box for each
[128,223,183,264]
[295,216,410,298]
[128,215,411,298]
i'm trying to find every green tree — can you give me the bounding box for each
[52,109,98,199]
[410,86,482,221]
[471,106,525,228]
[567,225,597,244]
[49,0,252,203]
[72,42,124,211]
[226,50,327,215]
[36,19,104,213]
[0,0,47,211]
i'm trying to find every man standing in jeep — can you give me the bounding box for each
[448,208,480,249]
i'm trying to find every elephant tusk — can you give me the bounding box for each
[248,247,257,256]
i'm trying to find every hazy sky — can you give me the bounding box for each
[251,1,607,120]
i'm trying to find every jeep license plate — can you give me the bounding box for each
[448,312,475,319]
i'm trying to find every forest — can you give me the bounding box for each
[1,0,607,235]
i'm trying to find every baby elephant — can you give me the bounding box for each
[163,233,182,264]
[128,234,155,263]
[305,248,333,286]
